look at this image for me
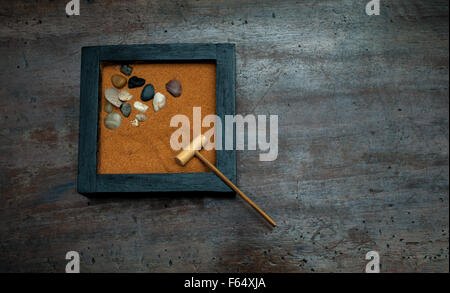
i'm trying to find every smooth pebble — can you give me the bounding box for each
[104,102,114,113]
[118,89,133,101]
[141,84,155,101]
[136,113,147,122]
[105,88,122,108]
[134,101,149,112]
[153,92,166,112]
[111,74,127,88]
[128,76,146,88]
[166,79,182,97]
[104,113,122,130]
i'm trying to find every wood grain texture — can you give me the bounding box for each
[0,0,448,272]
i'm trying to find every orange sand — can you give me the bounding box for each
[97,62,216,174]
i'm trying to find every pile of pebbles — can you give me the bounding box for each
[104,64,182,130]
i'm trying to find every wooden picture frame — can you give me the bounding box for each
[77,44,236,195]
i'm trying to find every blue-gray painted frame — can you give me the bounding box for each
[77,44,236,195]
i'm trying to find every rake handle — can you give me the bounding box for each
[194,151,277,227]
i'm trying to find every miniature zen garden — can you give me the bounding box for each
[103,64,182,130]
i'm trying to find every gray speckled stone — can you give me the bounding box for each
[120,65,133,76]
[120,103,131,118]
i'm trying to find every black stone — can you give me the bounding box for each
[120,103,131,117]
[141,84,155,101]
[128,76,145,88]
[120,65,133,76]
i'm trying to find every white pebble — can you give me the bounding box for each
[131,119,139,127]
[133,101,149,112]
[153,92,166,112]
[118,90,133,101]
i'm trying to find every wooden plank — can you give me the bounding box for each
[0,0,447,273]
[99,43,218,61]
[77,46,99,193]
[216,43,237,184]
[95,173,230,193]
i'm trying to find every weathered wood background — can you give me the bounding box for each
[0,0,448,273]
